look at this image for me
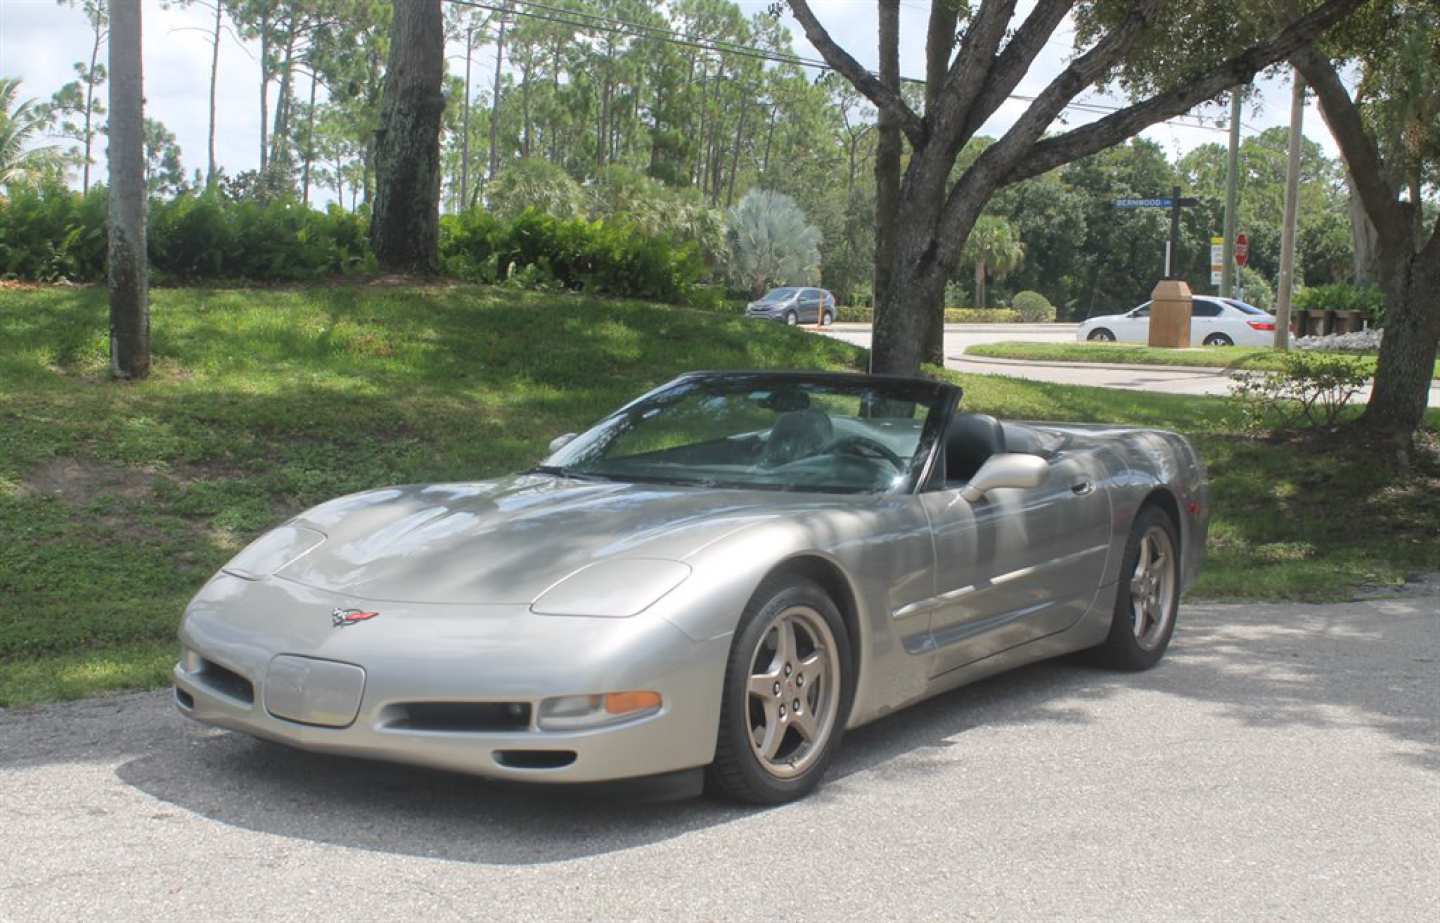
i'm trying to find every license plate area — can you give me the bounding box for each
[264,655,366,728]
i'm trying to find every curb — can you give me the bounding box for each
[954,354,1242,375]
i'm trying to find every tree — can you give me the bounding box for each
[963,215,1025,309]
[486,157,585,219]
[726,188,821,297]
[370,0,444,273]
[141,118,186,196]
[48,0,109,193]
[108,0,148,379]
[787,0,1367,374]
[1289,1,1440,438]
[0,79,62,186]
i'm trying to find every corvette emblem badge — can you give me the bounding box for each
[331,607,380,628]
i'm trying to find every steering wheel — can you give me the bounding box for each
[831,435,907,471]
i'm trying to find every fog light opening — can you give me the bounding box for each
[537,691,661,730]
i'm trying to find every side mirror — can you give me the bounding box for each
[960,453,1048,503]
[548,432,577,454]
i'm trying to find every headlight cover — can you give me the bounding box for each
[530,558,691,617]
[221,524,326,580]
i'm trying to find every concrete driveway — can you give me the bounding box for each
[2,597,1436,921]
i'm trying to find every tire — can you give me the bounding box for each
[1088,328,1115,342]
[708,576,854,804]
[821,310,834,327]
[784,310,798,326]
[1203,333,1234,347]
[1093,505,1181,671]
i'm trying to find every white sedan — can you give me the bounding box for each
[1077,296,1279,347]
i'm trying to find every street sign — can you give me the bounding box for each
[1235,233,1249,266]
[1113,196,1201,209]
[1210,236,1224,286]
[1112,188,1202,278]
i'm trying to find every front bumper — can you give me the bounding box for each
[174,578,731,784]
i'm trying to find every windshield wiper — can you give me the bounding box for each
[526,465,617,482]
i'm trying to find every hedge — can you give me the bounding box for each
[836,306,1023,324]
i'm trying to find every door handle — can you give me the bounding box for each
[1071,480,1094,495]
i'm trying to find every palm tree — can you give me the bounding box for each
[0,78,60,187]
[963,215,1025,309]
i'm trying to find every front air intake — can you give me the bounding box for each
[383,701,533,732]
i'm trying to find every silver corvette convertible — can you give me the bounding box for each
[176,370,1208,803]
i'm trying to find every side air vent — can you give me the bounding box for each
[196,658,255,704]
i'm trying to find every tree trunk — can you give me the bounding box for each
[82,25,102,194]
[871,218,949,376]
[1347,174,1379,283]
[270,26,297,173]
[259,8,270,173]
[1363,241,1440,434]
[975,259,988,309]
[207,0,222,187]
[108,0,148,380]
[370,0,445,274]
[726,103,747,208]
[488,14,506,182]
[872,0,902,372]
[301,70,316,204]
[521,63,532,159]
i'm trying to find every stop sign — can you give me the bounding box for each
[1235,233,1249,267]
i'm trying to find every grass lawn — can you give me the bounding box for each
[2,283,1437,707]
[967,340,1440,379]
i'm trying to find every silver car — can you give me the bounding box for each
[175,371,1208,803]
[745,287,836,326]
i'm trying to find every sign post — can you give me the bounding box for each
[1234,232,1249,301]
[1113,186,1200,278]
[1210,236,1224,288]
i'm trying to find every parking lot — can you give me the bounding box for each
[2,596,1436,921]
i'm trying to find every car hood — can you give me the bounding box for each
[1083,314,1123,324]
[276,474,848,605]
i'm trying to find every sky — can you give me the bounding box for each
[0,0,1346,210]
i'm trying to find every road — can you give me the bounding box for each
[3,597,1437,921]
[823,324,1440,406]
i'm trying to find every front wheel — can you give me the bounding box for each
[784,310,798,326]
[708,577,853,804]
[1203,333,1234,347]
[1093,506,1181,671]
[1088,328,1116,342]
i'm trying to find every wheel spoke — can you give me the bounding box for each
[792,702,820,743]
[798,651,826,690]
[776,618,798,670]
[1135,535,1152,577]
[753,700,784,760]
[748,670,780,700]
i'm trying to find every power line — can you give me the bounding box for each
[445,0,1242,137]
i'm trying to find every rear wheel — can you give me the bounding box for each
[1093,506,1180,671]
[821,309,834,327]
[708,576,853,804]
[1203,333,1234,347]
[784,310,798,326]
[1088,328,1116,342]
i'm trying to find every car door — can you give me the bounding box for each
[918,444,1112,677]
[1190,298,1224,342]
[797,289,820,323]
[1116,303,1151,342]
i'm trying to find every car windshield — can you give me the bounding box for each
[541,374,949,494]
[1224,298,1268,315]
[758,288,799,302]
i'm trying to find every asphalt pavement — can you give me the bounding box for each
[822,325,1440,406]
[2,597,1437,921]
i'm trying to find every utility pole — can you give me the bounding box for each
[460,25,473,211]
[1274,69,1305,350]
[1221,88,1242,298]
[108,0,149,379]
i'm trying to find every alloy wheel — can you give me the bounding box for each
[1129,525,1177,651]
[745,605,841,779]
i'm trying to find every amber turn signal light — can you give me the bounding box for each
[604,691,662,715]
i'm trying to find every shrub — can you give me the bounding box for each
[726,189,821,297]
[0,182,107,282]
[834,306,1021,324]
[486,159,585,221]
[439,207,702,303]
[1293,283,1387,326]
[1229,351,1369,430]
[1236,266,1274,310]
[1010,290,1056,322]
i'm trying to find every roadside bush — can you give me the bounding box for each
[0,182,107,282]
[1293,283,1387,327]
[1229,351,1369,430]
[439,207,702,303]
[1010,290,1056,322]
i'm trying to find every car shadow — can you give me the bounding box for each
[91,598,1440,865]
